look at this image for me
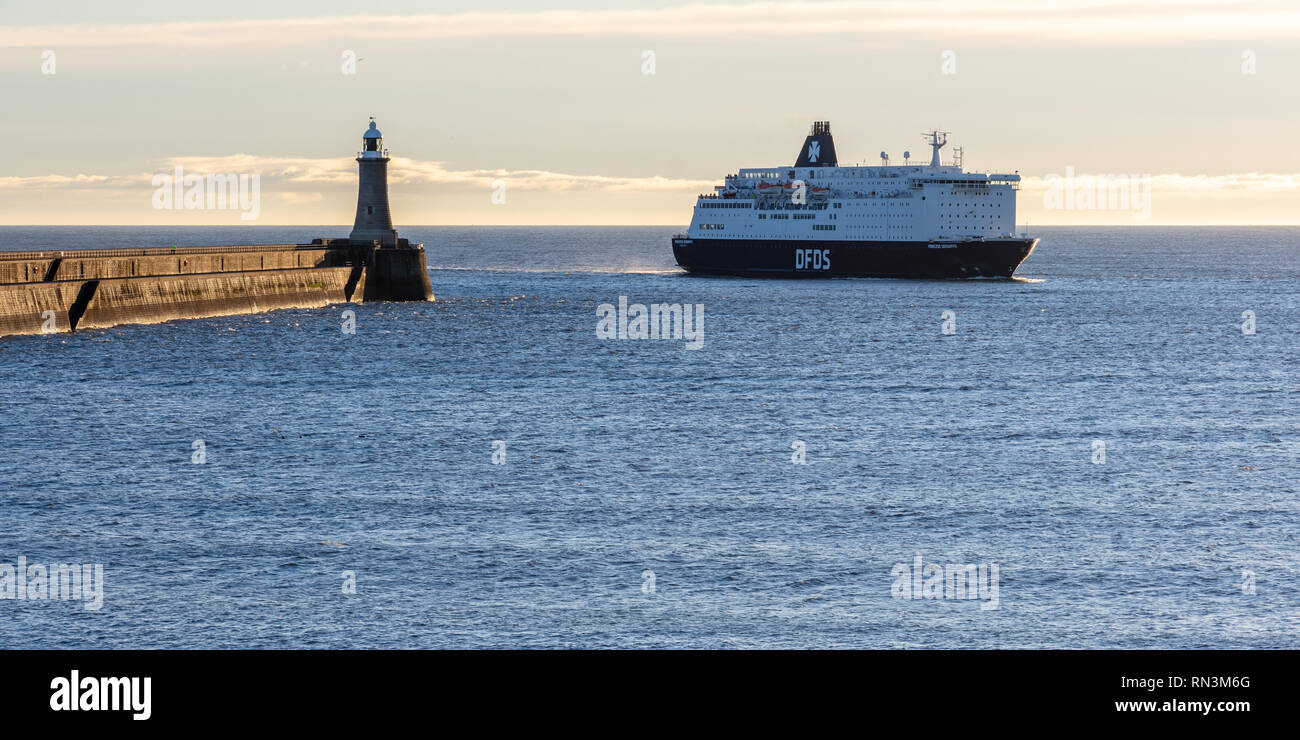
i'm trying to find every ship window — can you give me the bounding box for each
[367,206,374,215]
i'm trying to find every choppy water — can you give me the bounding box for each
[1,226,1297,648]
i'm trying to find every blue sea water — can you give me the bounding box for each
[0,225,1297,648]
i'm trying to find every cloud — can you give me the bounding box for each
[0,173,145,189]
[277,192,325,204]
[0,155,718,194]
[6,157,1300,198]
[1021,172,1300,192]
[4,0,1298,48]
[4,159,1300,225]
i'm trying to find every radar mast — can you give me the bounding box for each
[922,130,949,167]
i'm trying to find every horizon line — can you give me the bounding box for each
[3,224,1300,229]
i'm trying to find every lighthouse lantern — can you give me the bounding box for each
[361,118,384,156]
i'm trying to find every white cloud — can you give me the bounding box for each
[1021,172,1300,192]
[4,1,1298,47]
[0,173,144,189]
[0,155,717,194]
[277,192,325,204]
[6,157,1300,197]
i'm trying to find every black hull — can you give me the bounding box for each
[671,237,1039,279]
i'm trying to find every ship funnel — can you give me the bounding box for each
[795,121,837,167]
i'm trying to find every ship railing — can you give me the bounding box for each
[754,202,830,211]
[843,191,913,199]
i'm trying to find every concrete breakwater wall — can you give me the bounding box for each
[0,241,433,337]
[0,244,345,284]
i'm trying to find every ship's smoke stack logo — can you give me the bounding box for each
[807,142,819,163]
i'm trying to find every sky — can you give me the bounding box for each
[1,0,1298,225]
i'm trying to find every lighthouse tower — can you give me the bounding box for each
[349,118,398,246]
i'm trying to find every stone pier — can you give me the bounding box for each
[0,239,433,338]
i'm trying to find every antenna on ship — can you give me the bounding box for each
[922,130,949,167]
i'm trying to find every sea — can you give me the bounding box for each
[1,226,1296,648]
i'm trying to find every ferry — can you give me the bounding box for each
[672,122,1038,278]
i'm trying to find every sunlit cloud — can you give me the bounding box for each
[3,0,1298,48]
[6,157,1297,197]
[1021,172,1300,193]
[0,173,141,190]
[6,156,1300,226]
[0,155,718,194]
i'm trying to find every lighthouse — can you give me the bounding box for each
[349,118,399,246]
